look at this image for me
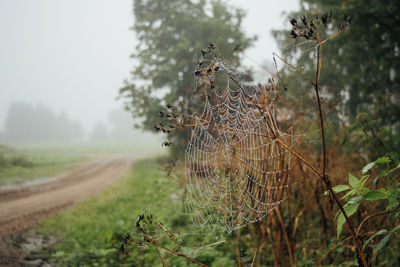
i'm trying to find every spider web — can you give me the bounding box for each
[184,51,294,234]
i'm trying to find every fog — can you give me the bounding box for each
[0,0,298,141]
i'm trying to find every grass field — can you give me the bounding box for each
[36,158,236,266]
[0,141,162,186]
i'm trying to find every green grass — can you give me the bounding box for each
[37,158,235,266]
[0,141,162,186]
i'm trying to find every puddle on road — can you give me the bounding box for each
[0,176,57,191]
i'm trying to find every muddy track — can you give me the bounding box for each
[0,154,143,238]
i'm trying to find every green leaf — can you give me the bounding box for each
[363,229,388,249]
[344,203,359,216]
[389,162,400,174]
[336,203,359,240]
[337,213,345,239]
[332,184,351,193]
[362,162,375,174]
[376,233,392,251]
[375,156,391,164]
[393,210,400,220]
[348,196,363,204]
[391,224,400,233]
[364,190,388,201]
[387,190,399,210]
[348,173,359,188]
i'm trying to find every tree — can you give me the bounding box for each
[119,0,255,155]
[273,0,400,157]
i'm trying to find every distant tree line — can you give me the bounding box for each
[0,102,83,142]
[0,102,157,143]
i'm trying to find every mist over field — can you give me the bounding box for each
[0,0,298,143]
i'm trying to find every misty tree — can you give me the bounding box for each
[2,102,83,142]
[119,0,255,155]
[273,0,400,157]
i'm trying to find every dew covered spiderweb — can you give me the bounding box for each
[184,48,294,234]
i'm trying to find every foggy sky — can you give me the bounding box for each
[0,0,299,133]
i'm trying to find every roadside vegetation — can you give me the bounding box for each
[119,0,400,265]
[36,158,236,266]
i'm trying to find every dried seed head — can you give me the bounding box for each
[301,15,307,25]
[162,141,172,147]
[123,233,131,244]
[290,29,298,38]
[201,49,209,56]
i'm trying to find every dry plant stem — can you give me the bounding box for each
[320,30,344,46]
[313,40,367,267]
[152,242,208,267]
[315,43,326,176]
[274,48,368,265]
[155,247,166,267]
[355,208,399,237]
[242,248,255,262]
[275,208,295,267]
[272,53,316,87]
[251,249,257,267]
[236,227,243,267]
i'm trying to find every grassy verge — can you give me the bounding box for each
[37,158,235,266]
[0,141,162,186]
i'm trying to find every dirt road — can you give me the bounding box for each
[0,154,136,238]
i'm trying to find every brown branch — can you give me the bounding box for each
[275,208,295,267]
[152,242,208,267]
[272,53,316,87]
[313,38,367,266]
[356,208,399,238]
[315,43,326,177]
[236,226,243,267]
[155,247,166,267]
[251,248,257,267]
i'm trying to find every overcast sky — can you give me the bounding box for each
[0,0,299,132]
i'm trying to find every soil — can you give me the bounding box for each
[0,153,143,266]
